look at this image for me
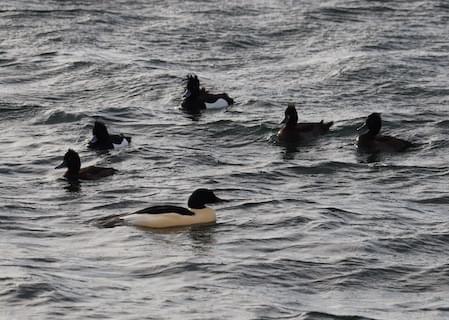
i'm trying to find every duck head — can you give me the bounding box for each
[55,149,81,173]
[188,188,225,209]
[280,103,298,127]
[91,121,110,144]
[183,74,201,98]
[359,113,382,136]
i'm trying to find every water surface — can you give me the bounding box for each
[1,1,449,319]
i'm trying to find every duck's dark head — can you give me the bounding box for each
[188,188,224,209]
[360,113,382,136]
[281,103,298,126]
[183,74,201,98]
[55,149,81,173]
[91,121,110,143]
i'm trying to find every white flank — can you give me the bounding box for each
[112,138,129,149]
[122,208,216,229]
[205,98,229,109]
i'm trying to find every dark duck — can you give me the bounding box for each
[88,121,131,150]
[98,188,225,229]
[55,149,117,180]
[277,103,333,143]
[357,113,413,153]
[181,74,234,112]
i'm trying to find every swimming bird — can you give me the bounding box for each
[277,103,333,143]
[55,149,117,180]
[181,74,234,112]
[98,188,225,229]
[88,121,131,150]
[357,113,413,153]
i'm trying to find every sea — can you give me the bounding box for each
[1,0,449,319]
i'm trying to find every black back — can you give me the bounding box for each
[134,205,195,216]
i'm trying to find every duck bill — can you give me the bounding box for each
[55,160,67,169]
[90,135,98,144]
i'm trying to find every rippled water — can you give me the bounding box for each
[1,0,449,319]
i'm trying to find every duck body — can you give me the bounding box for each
[70,165,117,180]
[56,149,117,181]
[357,113,413,153]
[98,189,223,229]
[181,74,234,113]
[277,104,333,143]
[123,207,216,229]
[357,133,412,153]
[88,121,131,150]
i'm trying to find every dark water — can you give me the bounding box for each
[1,0,449,319]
